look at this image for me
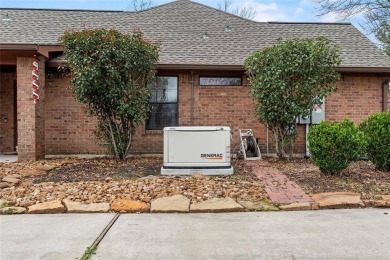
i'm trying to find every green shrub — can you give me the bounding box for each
[308,118,366,175]
[359,111,390,172]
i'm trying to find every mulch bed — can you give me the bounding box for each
[268,158,390,200]
[33,157,162,183]
[33,157,258,183]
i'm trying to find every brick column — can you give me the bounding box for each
[16,56,45,161]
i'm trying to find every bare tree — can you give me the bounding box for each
[217,0,232,12]
[131,0,153,11]
[314,0,390,55]
[231,6,256,20]
[217,0,256,20]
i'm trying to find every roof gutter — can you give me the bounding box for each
[0,43,39,51]
[0,44,62,57]
[157,65,390,73]
[336,67,390,74]
[156,64,244,71]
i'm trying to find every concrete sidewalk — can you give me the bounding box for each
[94,209,390,259]
[0,213,115,260]
[1,209,389,260]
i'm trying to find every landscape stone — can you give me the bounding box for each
[2,176,20,184]
[310,192,365,209]
[279,202,312,211]
[190,197,245,213]
[238,200,279,211]
[365,195,390,208]
[111,198,149,213]
[0,160,269,208]
[379,195,390,205]
[0,182,11,189]
[63,199,110,213]
[0,199,15,208]
[151,195,190,213]
[374,200,388,207]
[311,203,320,210]
[19,169,46,176]
[1,207,27,214]
[28,200,66,214]
[191,174,206,179]
[140,175,158,180]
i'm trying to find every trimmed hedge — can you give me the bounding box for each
[308,118,366,175]
[360,111,390,172]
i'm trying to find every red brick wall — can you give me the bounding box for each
[189,71,272,154]
[130,71,272,154]
[0,70,16,153]
[326,74,388,124]
[43,70,388,156]
[45,72,104,154]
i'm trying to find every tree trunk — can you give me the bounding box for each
[274,128,285,159]
[124,126,133,159]
[107,121,120,160]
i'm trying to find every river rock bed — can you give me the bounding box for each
[0,158,268,207]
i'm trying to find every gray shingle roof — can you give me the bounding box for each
[1,0,389,68]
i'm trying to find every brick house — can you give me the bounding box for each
[0,0,389,160]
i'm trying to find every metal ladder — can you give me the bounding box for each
[238,129,262,160]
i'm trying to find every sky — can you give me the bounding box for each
[0,0,367,35]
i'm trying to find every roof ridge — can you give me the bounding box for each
[135,0,183,13]
[268,21,352,25]
[185,0,264,24]
[0,7,127,12]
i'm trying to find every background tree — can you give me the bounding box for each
[217,0,256,20]
[130,0,153,11]
[314,0,390,55]
[129,0,256,20]
[61,29,159,160]
[245,37,341,159]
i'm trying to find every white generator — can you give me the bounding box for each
[161,126,234,175]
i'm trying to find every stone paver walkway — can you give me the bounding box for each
[247,161,314,205]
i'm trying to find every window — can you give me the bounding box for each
[199,76,242,86]
[146,76,178,130]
